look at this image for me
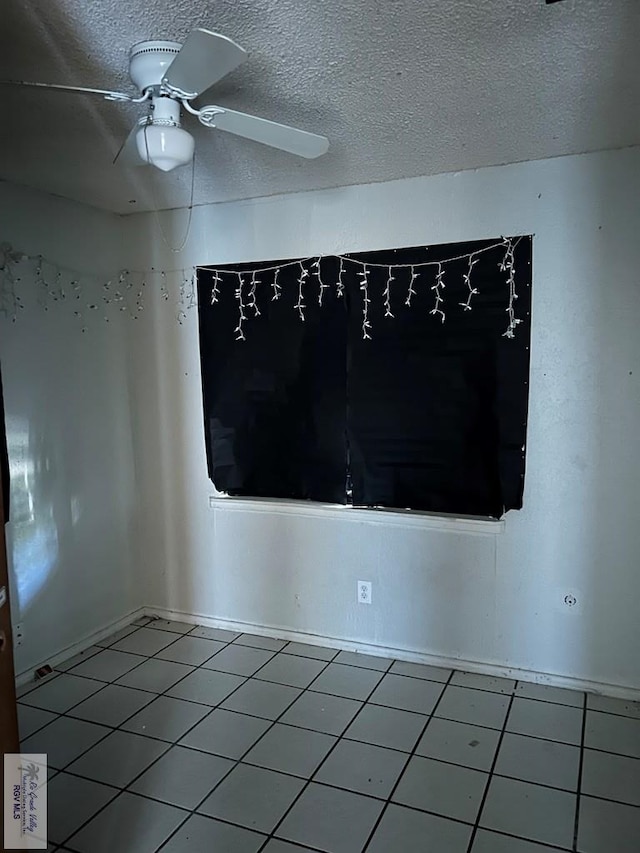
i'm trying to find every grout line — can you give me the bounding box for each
[28,623,640,853]
[153,646,340,852]
[257,655,396,851]
[572,692,588,852]
[360,670,456,853]
[464,692,516,853]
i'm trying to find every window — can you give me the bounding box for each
[197,236,531,519]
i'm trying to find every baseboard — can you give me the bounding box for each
[15,605,147,686]
[146,606,640,702]
[18,601,638,701]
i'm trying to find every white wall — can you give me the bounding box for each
[0,183,141,674]
[123,145,640,693]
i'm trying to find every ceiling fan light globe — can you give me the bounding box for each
[135,124,194,171]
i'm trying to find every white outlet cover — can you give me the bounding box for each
[357,580,372,605]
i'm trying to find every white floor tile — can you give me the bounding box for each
[160,814,265,853]
[68,684,155,727]
[22,716,110,769]
[190,625,241,642]
[116,659,194,694]
[19,674,104,713]
[450,671,515,695]
[480,776,576,848]
[581,749,640,806]
[255,654,327,688]
[586,694,640,719]
[234,633,287,651]
[179,708,271,758]
[389,660,452,682]
[244,722,336,777]
[67,649,144,683]
[276,782,383,853]
[516,681,583,708]
[47,772,118,845]
[314,738,406,798]
[17,704,58,740]
[334,651,392,671]
[154,635,226,666]
[416,717,500,771]
[221,679,301,720]
[283,642,338,661]
[202,643,275,676]
[472,829,563,852]
[129,745,234,808]
[66,792,186,853]
[344,703,427,752]
[111,627,177,656]
[578,795,640,853]
[507,697,583,745]
[369,673,444,715]
[393,755,487,823]
[584,710,640,758]
[310,662,383,700]
[67,730,169,787]
[435,685,510,729]
[367,803,472,853]
[495,732,580,790]
[121,695,211,742]
[280,691,362,735]
[55,646,102,672]
[197,763,304,833]
[167,668,246,706]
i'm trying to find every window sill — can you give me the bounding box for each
[208,495,505,535]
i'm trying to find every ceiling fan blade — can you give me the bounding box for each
[198,106,329,159]
[0,79,138,102]
[162,29,246,99]
[113,120,148,167]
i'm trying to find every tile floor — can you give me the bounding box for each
[16,617,640,852]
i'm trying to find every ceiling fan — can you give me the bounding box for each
[1,29,330,171]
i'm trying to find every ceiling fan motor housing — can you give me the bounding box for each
[129,40,181,93]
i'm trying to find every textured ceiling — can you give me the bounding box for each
[0,0,638,214]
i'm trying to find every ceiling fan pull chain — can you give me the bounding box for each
[150,141,196,255]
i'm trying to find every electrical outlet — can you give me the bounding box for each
[14,622,24,647]
[357,581,372,605]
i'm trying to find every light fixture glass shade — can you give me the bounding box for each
[136,124,195,172]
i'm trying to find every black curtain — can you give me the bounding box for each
[198,259,348,503]
[344,239,531,517]
[198,237,531,518]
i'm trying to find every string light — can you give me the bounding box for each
[336,257,345,299]
[271,268,281,301]
[406,266,418,306]
[459,254,479,311]
[0,239,527,341]
[189,269,197,309]
[211,272,221,305]
[359,265,372,340]
[234,272,247,341]
[500,238,521,338]
[295,262,308,322]
[312,258,329,306]
[384,266,395,318]
[430,263,445,323]
[248,270,261,317]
